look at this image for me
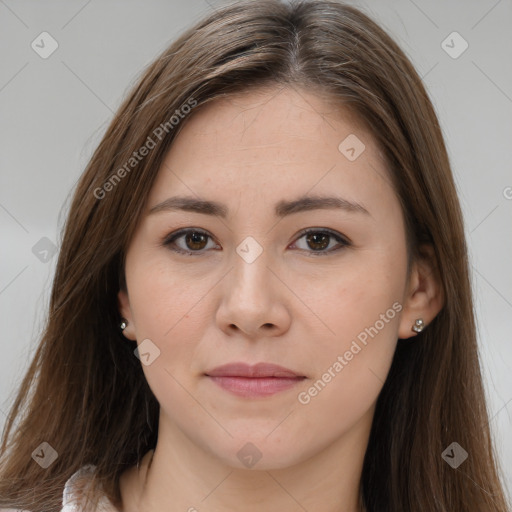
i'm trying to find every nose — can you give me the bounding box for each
[215,250,292,338]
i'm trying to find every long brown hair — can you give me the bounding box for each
[1,1,509,510]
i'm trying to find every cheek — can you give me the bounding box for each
[289,251,405,411]
[128,254,213,336]
[126,255,217,393]
[293,287,400,436]
[290,255,405,350]
[126,258,211,423]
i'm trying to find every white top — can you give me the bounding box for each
[0,465,117,512]
[61,465,117,511]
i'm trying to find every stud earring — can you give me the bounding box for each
[411,318,425,333]
[120,319,128,330]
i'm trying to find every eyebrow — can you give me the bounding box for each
[148,194,370,218]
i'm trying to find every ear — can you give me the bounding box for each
[118,289,137,341]
[398,245,445,339]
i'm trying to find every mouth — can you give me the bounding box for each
[204,362,306,398]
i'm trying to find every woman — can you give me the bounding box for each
[0,1,509,511]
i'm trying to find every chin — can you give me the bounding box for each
[204,432,310,471]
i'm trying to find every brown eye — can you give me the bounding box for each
[291,228,350,255]
[164,229,218,255]
[305,232,330,251]
[185,231,208,250]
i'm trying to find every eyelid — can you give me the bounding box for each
[292,227,351,246]
[163,227,212,245]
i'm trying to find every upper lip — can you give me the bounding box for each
[205,362,304,378]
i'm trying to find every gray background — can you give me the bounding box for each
[1,0,511,496]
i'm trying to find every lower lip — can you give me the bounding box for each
[207,376,305,397]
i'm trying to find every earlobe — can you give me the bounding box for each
[117,289,137,340]
[398,245,445,340]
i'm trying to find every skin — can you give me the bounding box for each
[117,85,444,512]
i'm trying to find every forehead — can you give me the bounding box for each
[148,86,394,216]
[178,85,375,154]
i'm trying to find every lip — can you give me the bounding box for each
[205,362,306,398]
[206,362,303,378]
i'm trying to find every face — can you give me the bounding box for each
[119,86,419,470]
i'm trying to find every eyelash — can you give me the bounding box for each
[162,227,351,257]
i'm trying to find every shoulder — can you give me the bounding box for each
[62,465,118,511]
[0,465,118,512]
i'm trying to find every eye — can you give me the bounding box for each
[289,228,350,255]
[163,229,219,255]
[163,227,350,256]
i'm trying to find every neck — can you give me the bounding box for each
[119,409,372,512]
